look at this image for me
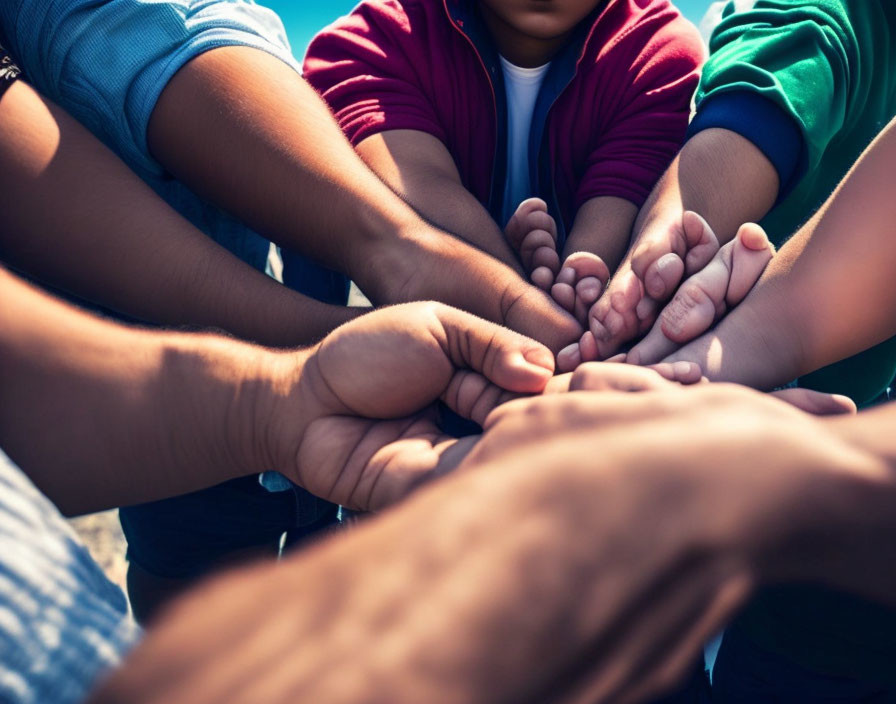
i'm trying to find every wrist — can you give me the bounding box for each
[157,334,312,482]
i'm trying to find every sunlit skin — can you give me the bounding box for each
[479,0,601,66]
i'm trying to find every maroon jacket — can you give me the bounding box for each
[305,0,703,240]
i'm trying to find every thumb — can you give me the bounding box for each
[436,305,555,394]
[770,388,857,416]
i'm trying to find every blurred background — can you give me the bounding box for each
[261,1,712,59]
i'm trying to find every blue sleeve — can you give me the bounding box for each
[0,0,299,178]
[687,90,805,200]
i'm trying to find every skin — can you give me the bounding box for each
[351,1,634,349]
[479,0,603,67]
[0,75,361,345]
[0,265,554,516]
[657,116,896,389]
[585,128,780,359]
[148,46,581,354]
[90,383,896,704]
[556,212,774,371]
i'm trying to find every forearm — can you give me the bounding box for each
[0,81,360,346]
[147,46,436,302]
[563,196,637,271]
[355,130,523,272]
[634,128,779,247]
[91,450,619,704]
[0,267,296,515]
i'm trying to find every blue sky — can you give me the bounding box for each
[260,1,711,59]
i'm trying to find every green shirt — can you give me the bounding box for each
[699,0,896,407]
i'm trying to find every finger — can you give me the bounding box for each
[520,229,558,272]
[725,223,774,306]
[579,331,600,363]
[557,342,583,373]
[682,210,720,274]
[590,270,643,355]
[551,282,577,313]
[504,197,549,251]
[626,321,681,367]
[442,370,521,426]
[531,244,561,274]
[645,361,703,385]
[544,372,574,394]
[644,252,684,301]
[437,306,556,393]
[523,206,558,243]
[635,294,658,324]
[568,363,676,393]
[563,252,611,287]
[770,388,857,416]
[659,281,722,344]
[530,266,555,291]
[576,277,604,307]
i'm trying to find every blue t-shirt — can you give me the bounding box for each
[0,0,302,272]
[0,449,141,703]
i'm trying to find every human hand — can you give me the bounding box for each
[504,198,561,290]
[623,222,775,366]
[504,199,612,327]
[263,302,554,511]
[582,211,720,360]
[558,216,772,371]
[459,384,881,703]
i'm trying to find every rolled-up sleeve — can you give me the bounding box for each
[0,0,298,176]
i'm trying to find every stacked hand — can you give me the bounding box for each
[505,203,775,372]
[262,302,555,511]
[505,198,611,326]
[451,382,866,703]
[573,212,774,368]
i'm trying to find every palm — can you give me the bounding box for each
[293,414,472,511]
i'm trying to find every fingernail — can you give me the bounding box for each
[523,346,555,371]
[674,361,694,377]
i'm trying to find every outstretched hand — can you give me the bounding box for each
[580,211,721,361]
[265,303,555,511]
[558,214,773,371]
[505,199,611,327]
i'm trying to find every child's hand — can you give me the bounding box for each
[626,222,775,366]
[551,252,610,326]
[504,198,560,290]
[585,211,720,358]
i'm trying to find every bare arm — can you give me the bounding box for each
[356,130,523,271]
[0,264,553,515]
[146,47,580,351]
[0,80,360,346]
[665,117,896,388]
[562,196,638,272]
[0,266,272,514]
[90,383,896,704]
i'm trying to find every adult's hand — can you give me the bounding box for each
[91,383,895,704]
[459,384,885,703]
[261,302,555,511]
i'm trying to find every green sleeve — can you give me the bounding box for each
[698,0,873,176]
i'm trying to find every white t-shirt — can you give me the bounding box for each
[500,56,550,225]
